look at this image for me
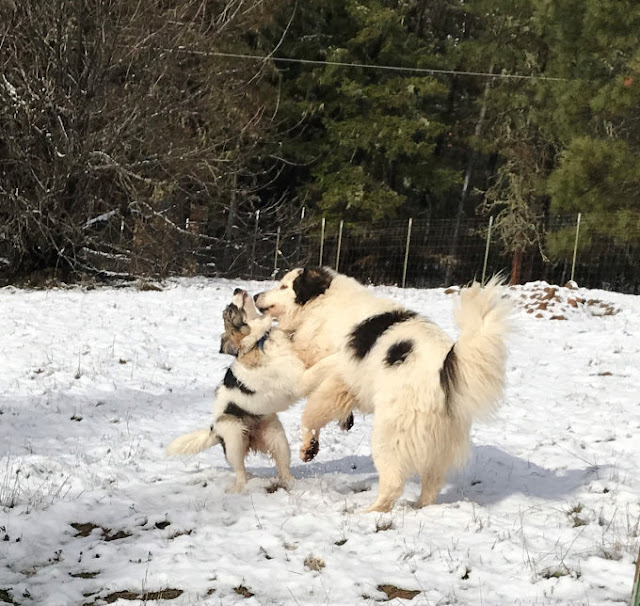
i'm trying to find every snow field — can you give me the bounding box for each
[1,278,638,605]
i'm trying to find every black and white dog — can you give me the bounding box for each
[166,289,307,493]
[255,268,511,512]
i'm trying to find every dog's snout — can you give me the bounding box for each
[234,288,243,295]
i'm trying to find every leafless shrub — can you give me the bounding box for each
[0,0,289,284]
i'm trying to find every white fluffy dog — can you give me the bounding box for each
[166,289,306,493]
[255,267,510,512]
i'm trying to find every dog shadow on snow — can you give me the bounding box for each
[436,445,607,506]
[249,445,607,506]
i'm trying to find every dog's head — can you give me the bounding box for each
[219,288,262,356]
[254,266,334,319]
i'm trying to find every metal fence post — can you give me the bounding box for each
[319,217,326,267]
[250,209,259,279]
[631,545,640,606]
[401,218,413,288]
[481,215,494,284]
[570,212,582,283]
[335,219,344,272]
[273,225,281,276]
[296,207,305,266]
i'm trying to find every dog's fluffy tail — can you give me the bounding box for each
[446,276,511,421]
[165,427,220,456]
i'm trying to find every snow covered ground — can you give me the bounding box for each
[0,277,638,606]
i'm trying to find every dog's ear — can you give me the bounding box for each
[223,303,246,330]
[293,266,333,305]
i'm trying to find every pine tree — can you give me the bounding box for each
[262,0,461,223]
[543,0,640,255]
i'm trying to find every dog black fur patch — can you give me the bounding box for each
[340,412,354,431]
[224,402,261,420]
[385,339,414,366]
[293,267,333,305]
[348,310,417,359]
[302,437,320,462]
[223,369,255,395]
[440,345,457,415]
[215,430,227,456]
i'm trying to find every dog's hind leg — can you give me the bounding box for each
[300,376,356,462]
[416,468,445,508]
[365,417,407,513]
[257,415,294,488]
[217,421,250,493]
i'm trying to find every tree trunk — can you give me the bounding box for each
[444,66,493,286]
[510,250,523,285]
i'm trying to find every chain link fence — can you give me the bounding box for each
[192,213,640,294]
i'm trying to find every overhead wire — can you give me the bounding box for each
[160,47,568,82]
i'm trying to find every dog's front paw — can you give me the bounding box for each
[339,413,354,432]
[280,473,294,488]
[363,502,393,513]
[226,482,246,494]
[300,438,319,462]
[271,474,294,492]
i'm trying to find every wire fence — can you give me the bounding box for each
[193,213,640,293]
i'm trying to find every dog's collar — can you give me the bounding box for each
[257,330,270,352]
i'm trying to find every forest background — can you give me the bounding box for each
[1,0,639,290]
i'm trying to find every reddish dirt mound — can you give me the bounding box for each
[509,281,619,320]
[445,281,620,320]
